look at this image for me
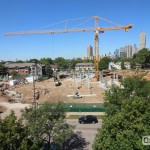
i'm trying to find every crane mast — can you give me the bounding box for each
[4,16,133,81]
[94,16,99,80]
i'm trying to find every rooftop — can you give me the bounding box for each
[5,63,43,68]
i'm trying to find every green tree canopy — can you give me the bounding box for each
[133,48,150,65]
[69,58,83,69]
[15,60,24,63]
[28,59,39,63]
[99,57,112,71]
[0,63,5,70]
[44,64,53,77]
[22,102,74,149]
[39,58,53,65]
[54,57,69,70]
[93,76,150,150]
[0,111,39,150]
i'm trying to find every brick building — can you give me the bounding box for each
[5,63,43,76]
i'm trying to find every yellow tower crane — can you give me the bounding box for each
[4,16,132,81]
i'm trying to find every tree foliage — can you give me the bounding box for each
[0,102,74,150]
[0,63,5,70]
[93,76,150,150]
[132,48,150,66]
[44,65,53,77]
[99,57,112,71]
[22,102,74,149]
[54,57,69,70]
[0,111,38,150]
[28,59,39,63]
[15,60,24,63]
[39,58,53,65]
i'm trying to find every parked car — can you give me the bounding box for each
[78,115,98,124]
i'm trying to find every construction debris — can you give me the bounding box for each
[0,83,9,91]
[4,90,24,103]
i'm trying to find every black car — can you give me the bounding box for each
[78,115,98,124]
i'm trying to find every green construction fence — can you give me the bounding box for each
[63,103,105,112]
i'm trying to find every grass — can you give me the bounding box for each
[66,115,104,119]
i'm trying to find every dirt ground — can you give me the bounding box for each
[0,78,105,105]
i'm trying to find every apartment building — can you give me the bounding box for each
[5,62,43,76]
[75,63,94,72]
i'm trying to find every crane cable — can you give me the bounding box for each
[38,16,92,30]
[70,18,93,29]
[97,16,123,27]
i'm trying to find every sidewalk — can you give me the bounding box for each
[67,112,105,116]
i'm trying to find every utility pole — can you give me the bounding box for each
[32,62,37,119]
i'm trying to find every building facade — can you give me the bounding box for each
[87,45,94,60]
[75,63,94,72]
[114,49,119,57]
[117,44,138,58]
[50,64,59,71]
[140,31,146,50]
[108,62,121,70]
[119,47,127,58]
[5,63,43,76]
[126,45,132,58]
[132,44,139,54]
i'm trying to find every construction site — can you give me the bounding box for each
[0,74,105,104]
[1,69,150,103]
[0,15,142,115]
[0,68,150,119]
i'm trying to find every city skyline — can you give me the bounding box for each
[0,0,150,61]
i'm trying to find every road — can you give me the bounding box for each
[0,102,102,149]
[67,119,102,150]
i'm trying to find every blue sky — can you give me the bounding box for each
[0,0,149,61]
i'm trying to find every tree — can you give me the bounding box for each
[54,57,68,70]
[93,76,150,150]
[0,63,5,70]
[0,63,6,75]
[44,64,53,77]
[0,111,39,150]
[16,60,24,63]
[133,48,150,66]
[22,102,74,149]
[99,57,112,71]
[39,58,53,65]
[69,58,82,70]
[28,59,39,63]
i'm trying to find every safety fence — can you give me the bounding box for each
[33,102,105,112]
[63,103,105,112]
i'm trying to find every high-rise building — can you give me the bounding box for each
[119,47,127,58]
[132,44,138,54]
[114,49,119,57]
[126,45,132,58]
[140,31,146,50]
[87,45,94,60]
[118,44,137,58]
